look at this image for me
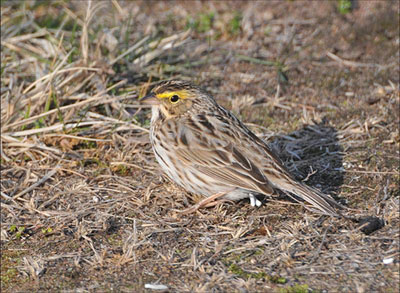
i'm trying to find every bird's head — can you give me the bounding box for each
[140,80,213,119]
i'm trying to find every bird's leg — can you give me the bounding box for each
[177,192,228,214]
[249,194,262,207]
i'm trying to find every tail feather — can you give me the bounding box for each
[282,181,343,217]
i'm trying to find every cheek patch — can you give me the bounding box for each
[160,104,173,119]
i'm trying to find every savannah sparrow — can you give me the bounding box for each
[141,80,342,216]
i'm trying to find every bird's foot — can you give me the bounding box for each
[175,192,228,214]
[249,194,262,207]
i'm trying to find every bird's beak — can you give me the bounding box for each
[140,93,161,105]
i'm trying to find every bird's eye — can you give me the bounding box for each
[169,95,180,103]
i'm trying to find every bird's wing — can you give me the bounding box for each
[173,113,275,195]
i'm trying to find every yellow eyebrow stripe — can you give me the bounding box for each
[156,90,188,99]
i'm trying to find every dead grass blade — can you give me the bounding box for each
[13,165,60,200]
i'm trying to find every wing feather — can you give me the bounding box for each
[174,115,275,195]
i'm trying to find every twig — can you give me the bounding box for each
[13,165,61,200]
[110,36,150,65]
[326,52,388,69]
[309,226,329,263]
[5,142,63,154]
[44,134,112,142]
[345,170,399,175]
[3,121,106,137]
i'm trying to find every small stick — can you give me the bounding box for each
[13,166,60,200]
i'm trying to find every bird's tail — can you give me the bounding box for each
[281,180,343,217]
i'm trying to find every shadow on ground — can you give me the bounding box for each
[269,121,344,201]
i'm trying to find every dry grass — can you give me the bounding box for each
[1,1,399,292]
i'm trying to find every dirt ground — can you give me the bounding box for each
[1,1,399,292]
